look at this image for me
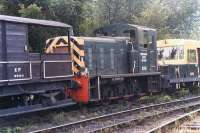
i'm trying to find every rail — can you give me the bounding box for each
[29,95,200,133]
[146,108,200,133]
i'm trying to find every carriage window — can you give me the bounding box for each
[158,45,184,60]
[188,49,196,63]
[149,35,153,44]
[170,47,178,59]
[130,30,136,43]
[158,48,164,60]
[179,46,184,59]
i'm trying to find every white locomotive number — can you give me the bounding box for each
[142,55,147,62]
[190,72,194,76]
[142,66,147,71]
[14,67,21,73]
[13,67,24,78]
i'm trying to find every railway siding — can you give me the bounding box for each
[146,108,200,133]
[29,96,200,133]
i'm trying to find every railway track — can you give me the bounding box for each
[29,95,200,133]
[146,108,200,133]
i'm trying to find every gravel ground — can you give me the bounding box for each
[115,106,200,133]
[118,113,184,133]
[0,93,197,133]
[171,114,200,133]
[63,100,200,133]
[0,100,138,133]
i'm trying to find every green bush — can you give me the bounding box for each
[0,127,22,133]
[139,94,172,104]
[176,88,190,98]
[158,95,171,102]
[139,95,155,103]
[52,112,66,124]
[190,86,200,95]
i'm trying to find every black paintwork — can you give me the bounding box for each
[83,24,160,101]
[0,19,73,97]
[84,24,158,77]
[0,18,162,116]
[159,64,199,87]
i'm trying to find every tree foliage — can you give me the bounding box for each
[96,0,200,39]
[0,0,199,48]
[19,4,43,19]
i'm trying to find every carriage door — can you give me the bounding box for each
[4,22,30,82]
[197,48,200,76]
[0,22,4,83]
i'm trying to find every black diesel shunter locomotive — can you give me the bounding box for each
[0,16,160,117]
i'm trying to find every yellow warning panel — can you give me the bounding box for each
[45,36,85,74]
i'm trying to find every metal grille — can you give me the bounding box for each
[100,48,104,69]
[110,49,114,69]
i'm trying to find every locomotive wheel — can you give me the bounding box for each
[41,92,60,106]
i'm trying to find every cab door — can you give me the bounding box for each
[138,29,149,73]
[197,48,200,76]
[0,22,30,83]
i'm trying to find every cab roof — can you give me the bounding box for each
[0,15,71,28]
[94,23,156,37]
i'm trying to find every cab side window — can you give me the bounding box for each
[130,30,136,43]
[143,31,149,49]
[139,30,153,49]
